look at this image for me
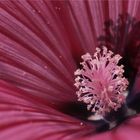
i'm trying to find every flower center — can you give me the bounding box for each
[74,47,129,117]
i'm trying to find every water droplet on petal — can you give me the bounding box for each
[44,65,48,69]
[32,9,36,13]
[22,72,26,76]
[80,122,84,126]
[55,7,61,11]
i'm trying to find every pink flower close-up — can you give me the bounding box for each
[0,0,140,140]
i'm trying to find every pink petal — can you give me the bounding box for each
[1,80,140,140]
[0,1,140,139]
[111,115,140,140]
[81,114,140,140]
[1,0,140,104]
[0,80,96,140]
[0,0,79,105]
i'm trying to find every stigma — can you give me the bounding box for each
[74,47,129,117]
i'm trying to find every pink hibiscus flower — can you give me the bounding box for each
[0,0,140,140]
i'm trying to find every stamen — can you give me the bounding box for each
[74,47,129,116]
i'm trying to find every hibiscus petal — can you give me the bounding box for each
[0,0,78,104]
[110,115,140,140]
[1,0,140,104]
[0,80,96,140]
[81,114,140,140]
[108,0,140,20]
[2,79,140,140]
[0,38,75,106]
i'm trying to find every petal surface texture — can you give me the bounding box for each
[0,0,140,104]
[0,0,140,140]
[0,80,95,140]
[0,81,140,140]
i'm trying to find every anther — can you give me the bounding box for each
[74,47,129,116]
